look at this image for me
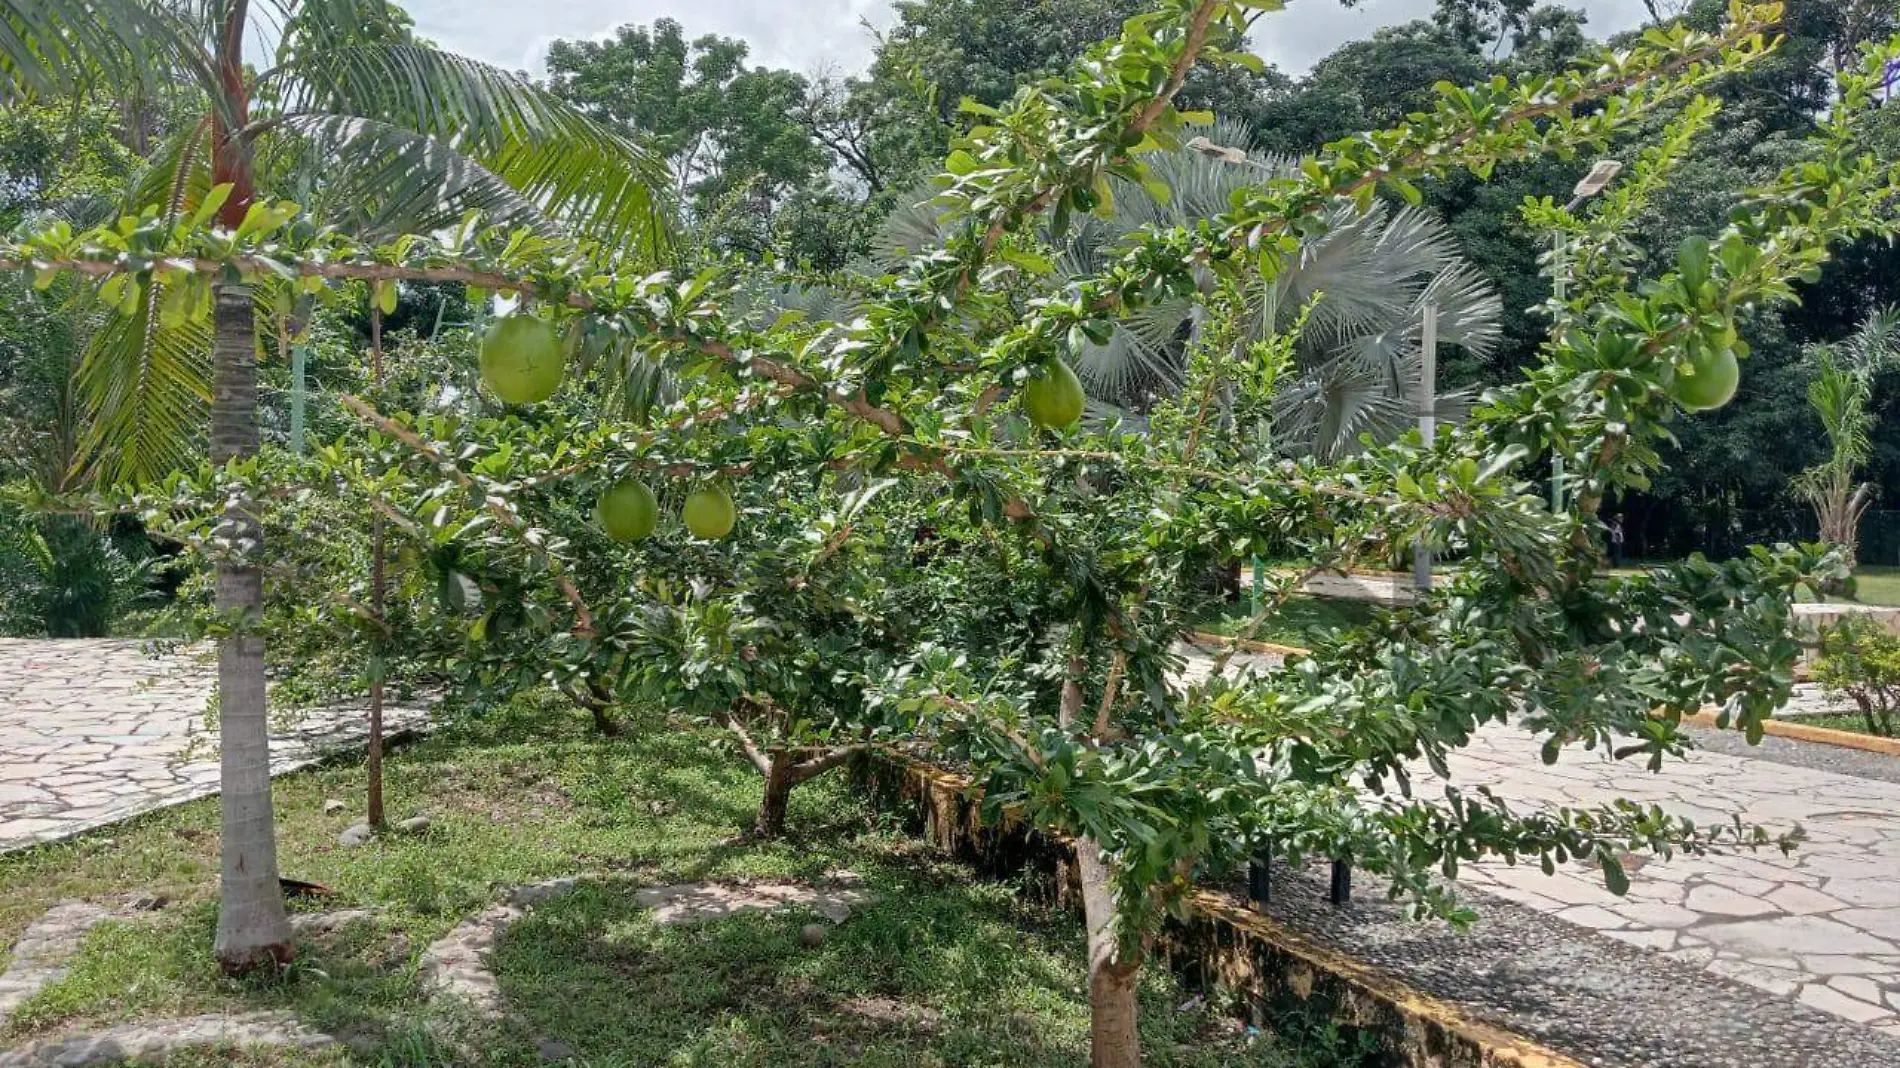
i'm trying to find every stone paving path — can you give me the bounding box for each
[0,639,428,854]
[1177,641,1900,1039]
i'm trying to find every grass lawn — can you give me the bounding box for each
[1193,596,1378,646]
[1790,710,1897,739]
[0,693,1367,1067]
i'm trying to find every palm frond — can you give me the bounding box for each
[1838,305,1900,372]
[265,39,675,258]
[73,281,213,487]
[123,115,214,219]
[257,114,569,242]
[0,0,212,102]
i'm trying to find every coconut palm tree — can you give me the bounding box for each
[2,0,671,972]
[1797,306,1900,573]
[880,119,1502,459]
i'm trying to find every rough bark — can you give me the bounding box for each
[1078,838,1143,1068]
[580,679,621,736]
[209,282,292,973]
[756,754,794,839]
[1060,657,1144,1068]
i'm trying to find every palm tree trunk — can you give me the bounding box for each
[209,282,292,972]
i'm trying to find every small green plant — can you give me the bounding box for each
[1813,615,1900,737]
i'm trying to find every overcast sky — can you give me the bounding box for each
[403,0,1661,81]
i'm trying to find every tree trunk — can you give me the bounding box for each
[1078,837,1143,1068]
[560,679,621,736]
[209,282,292,973]
[755,754,794,838]
[1059,657,1144,1068]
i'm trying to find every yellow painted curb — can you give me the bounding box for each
[1187,890,1589,1068]
[1684,709,1900,757]
[1186,632,1891,760]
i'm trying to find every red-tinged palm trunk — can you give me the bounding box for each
[206,0,292,974]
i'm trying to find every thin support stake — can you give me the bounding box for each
[1329,858,1352,906]
[1248,842,1272,911]
[1413,302,1437,592]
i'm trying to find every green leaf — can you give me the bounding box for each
[1598,852,1630,896]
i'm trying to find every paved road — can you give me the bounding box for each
[1178,641,1900,1038]
[0,639,426,854]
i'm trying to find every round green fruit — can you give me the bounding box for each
[682,485,737,540]
[1022,359,1085,429]
[595,479,659,543]
[1671,347,1739,412]
[479,315,565,405]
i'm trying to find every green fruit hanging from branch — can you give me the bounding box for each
[1022,358,1085,429]
[682,485,737,540]
[596,479,659,542]
[479,314,565,405]
[1670,346,1739,412]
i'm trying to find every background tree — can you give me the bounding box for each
[1797,307,1900,573]
[545,22,823,233]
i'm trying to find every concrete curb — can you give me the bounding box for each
[1683,709,1900,757]
[864,757,1587,1068]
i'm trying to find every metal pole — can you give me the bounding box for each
[289,342,307,455]
[1414,303,1437,592]
[1550,231,1566,512]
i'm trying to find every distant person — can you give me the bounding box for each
[1607,516,1627,567]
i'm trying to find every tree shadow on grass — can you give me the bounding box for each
[487,876,1089,1067]
[486,871,1312,1068]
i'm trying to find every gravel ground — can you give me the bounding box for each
[1237,867,1900,1068]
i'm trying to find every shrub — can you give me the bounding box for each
[1813,614,1900,736]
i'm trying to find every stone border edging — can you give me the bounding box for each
[0,902,117,1025]
[1180,890,1586,1068]
[0,1012,338,1067]
[857,756,1586,1068]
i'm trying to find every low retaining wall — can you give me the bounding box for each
[856,757,1582,1068]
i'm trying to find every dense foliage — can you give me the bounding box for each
[6,0,1900,1064]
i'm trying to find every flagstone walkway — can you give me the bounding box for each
[0,639,428,854]
[1178,640,1900,1039]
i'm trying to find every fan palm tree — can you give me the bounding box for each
[880,119,1502,460]
[2,0,672,972]
[1797,306,1900,573]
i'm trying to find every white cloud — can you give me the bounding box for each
[406,0,1654,80]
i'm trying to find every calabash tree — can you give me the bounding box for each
[1,0,670,971]
[11,6,1900,1067]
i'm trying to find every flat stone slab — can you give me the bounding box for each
[0,1011,336,1067]
[1179,644,1900,1039]
[0,639,430,854]
[0,902,116,1024]
[634,878,875,925]
[421,876,876,1020]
